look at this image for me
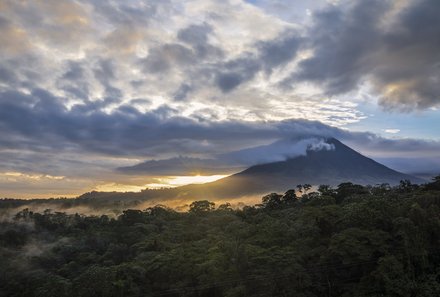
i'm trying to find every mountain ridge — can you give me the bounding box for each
[0,138,425,207]
[158,137,424,200]
[81,137,423,202]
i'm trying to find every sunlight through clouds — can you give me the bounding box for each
[0,0,439,197]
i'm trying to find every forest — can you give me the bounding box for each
[1,178,440,297]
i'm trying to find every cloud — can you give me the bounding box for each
[384,129,400,134]
[374,157,440,177]
[118,128,440,177]
[0,170,91,198]
[118,137,336,175]
[244,0,326,23]
[220,137,335,165]
[0,89,349,159]
[0,87,361,177]
[0,15,30,55]
[177,23,224,59]
[257,32,301,72]
[293,0,440,109]
[142,44,197,74]
[0,86,439,196]
[0,0,366,128]
[343,136,440,159]
[2,87,435,166]
[118,157,234,176]
[103,25,145,55]
[293,1,386,93]
[1,0,92,53]
[1,0,440,197]
[213,31,301,92]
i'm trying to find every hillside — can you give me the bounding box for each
[174,138,423,200]
[1,178,440,297]
[0,138,424,209]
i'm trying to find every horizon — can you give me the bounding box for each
[1,0,440,198]
[2,137,436,200]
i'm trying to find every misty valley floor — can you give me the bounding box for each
[1,179,440,297]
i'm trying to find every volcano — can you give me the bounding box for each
[173,138,423,199]
[77,138,424,203]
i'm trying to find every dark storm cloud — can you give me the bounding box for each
[141,24,225,98]
[57,59,123,102]
[143,23,301,94]
[177,23,224,59]
[374,0,440,109]
[178,23,212,45]
[215,54,262,92]
[0,66,17,85]
[0,54,45,92]
[258,33,301,73]
[214,31,301,92]
[93,59,125,99]
[62,61,85,81]
[293,0,440,109]
[0,89,277,157]
[216,72,248,92]
[293,1,386,93]
[58,61,89,100]
[144,21,302,94]
[1,88,439,177]
[93,59,116,83]
[0,89,358,158]
[142,44,197,74]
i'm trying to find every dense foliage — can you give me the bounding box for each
[1,178,440,297]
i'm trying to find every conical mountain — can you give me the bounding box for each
[177,138,423,199]
[78,138,424,203]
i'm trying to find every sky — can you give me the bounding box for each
[0,0,440,198]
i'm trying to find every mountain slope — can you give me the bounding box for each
[175,138,423,199]
[75,138,424,203]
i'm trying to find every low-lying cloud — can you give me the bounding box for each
[118,137,336,175]
[1,0,440,197]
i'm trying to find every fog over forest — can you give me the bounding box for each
[1,0,440,296]
[1,178,440,296]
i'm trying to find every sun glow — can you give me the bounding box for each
[95,175,229,192]
[146,175,229,189]
[93,183,149,193]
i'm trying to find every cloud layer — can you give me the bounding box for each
[294,0,440,109]
[118,137,336,175]
[0,0,440,197]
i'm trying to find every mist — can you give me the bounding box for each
[119,137,336,175]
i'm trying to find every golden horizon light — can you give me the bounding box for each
[95,174,229,192]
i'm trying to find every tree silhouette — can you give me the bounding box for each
[189,200,215,213]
